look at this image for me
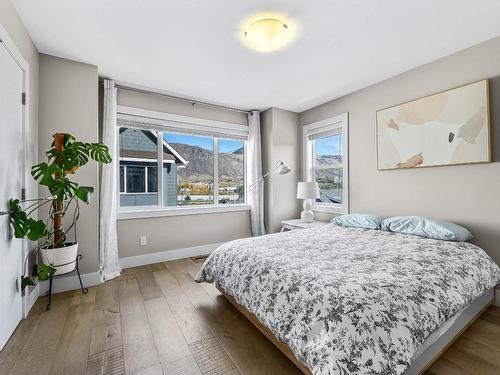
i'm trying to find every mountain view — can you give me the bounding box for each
[171,143,244,182]
[171,142,244,205]
[316,155,342,166]
[170,143,341,205]
[315,154,343,204]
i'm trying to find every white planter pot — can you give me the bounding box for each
[40,242,78,276]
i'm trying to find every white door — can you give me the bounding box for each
[0,41,25,350]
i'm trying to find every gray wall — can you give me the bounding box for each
[116,88,251,258]
[39,54,99,274]
[260,108,301,233]
[260,109,273,232]
[117,88,248,125]
[117,211,251,258]
[300,36,500,265]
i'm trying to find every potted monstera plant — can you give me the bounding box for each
[9,133,111,290]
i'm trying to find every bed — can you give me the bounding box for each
[195,224,500,375]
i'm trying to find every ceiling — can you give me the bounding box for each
[13,0,500,112]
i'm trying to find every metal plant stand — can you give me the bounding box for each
[45,254,88,311]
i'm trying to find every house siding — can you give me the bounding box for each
[120,127,156,153]
[164,163,177,206]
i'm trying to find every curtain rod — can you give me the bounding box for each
[114,83,253,115]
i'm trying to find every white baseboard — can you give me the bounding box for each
[38,271,101,296]
[495,288,500,307]
[119,242,222,269]
[23,283,39,317]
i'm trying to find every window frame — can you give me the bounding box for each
[303,112,349,214]
[116,106,250,219]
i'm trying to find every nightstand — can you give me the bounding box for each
[280,219,329,232]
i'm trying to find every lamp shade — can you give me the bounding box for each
[297,182,320,199]
[277,163,291,175]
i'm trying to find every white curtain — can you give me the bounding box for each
[247,110,266,236]
[99,79,121,281]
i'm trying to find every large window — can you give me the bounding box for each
[117,115,247,212]
[303,113,348,213]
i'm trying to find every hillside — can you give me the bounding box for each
[169,143,341,183]
[171,143,244,182]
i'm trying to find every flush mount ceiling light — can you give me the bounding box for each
[241,13,297,52]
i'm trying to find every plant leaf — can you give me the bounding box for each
[26,219,48,241]
[87,143,112,164]
[74,186,94,203]
[62,133,76,148]
[21,276,35,290]
[47,147,79,172]
[45,134,89,173]
[9,198,20,209]
[72,141,89,166]
[9,199,30,238]
[31,162,56,186]
[37,263,56,281]
[48,176,77,201]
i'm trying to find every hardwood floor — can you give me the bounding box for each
[1,258,499,375]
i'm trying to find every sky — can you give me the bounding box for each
[163,132,340,155]
[315,134,342,156]
[163,133,242,153]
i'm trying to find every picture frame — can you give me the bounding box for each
[376,80,491,170]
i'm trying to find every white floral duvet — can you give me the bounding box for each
[196,225,500,375]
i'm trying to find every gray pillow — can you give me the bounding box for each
[381,216,473,242]
[331,214,386,230]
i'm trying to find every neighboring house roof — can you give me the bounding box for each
[162,138,188,166]
[119,128,188,166]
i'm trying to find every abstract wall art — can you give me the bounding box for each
[376,80,491,170]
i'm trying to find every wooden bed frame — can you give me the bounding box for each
[217,286,493,375]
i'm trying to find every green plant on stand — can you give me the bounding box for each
[9,133,111,290]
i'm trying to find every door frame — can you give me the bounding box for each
[0,23,32,318]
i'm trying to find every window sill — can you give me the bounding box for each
[117,204,251,220]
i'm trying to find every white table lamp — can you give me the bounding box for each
[297,182,320,223]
